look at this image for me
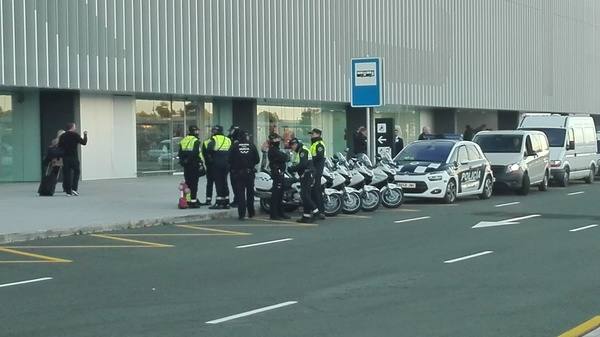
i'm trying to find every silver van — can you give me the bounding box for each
[473,130,550,195]
[518,115,598,186]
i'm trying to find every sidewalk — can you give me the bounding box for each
[0,175,240,243]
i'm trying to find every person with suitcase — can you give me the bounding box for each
[38,130,66,196]
[58,123,88,197]
[229,130,260,220]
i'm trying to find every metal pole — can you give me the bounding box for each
[366,107,371,161]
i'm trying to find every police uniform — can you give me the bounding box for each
[309,129,326,218]
[289,139,316,223]
[267,134,290,220]
[228,126,241,207]
[229,131,260,219]
[200,137,214,205]
[178,126,203,208]
[207,126,232,209]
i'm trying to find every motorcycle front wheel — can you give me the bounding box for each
[361,190,381,212]
[342,191,362,214]
[323,193,343,216]
[382,187,404,208]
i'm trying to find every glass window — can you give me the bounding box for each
[521,128,566,147]
[394,141,454,163]
[0,95,14,181]
[256,104,346,154]
[136,99,210,174]
[457,146,469,163]
[373,106,421,143]
[466,145,482,161]
[474,134,522,153]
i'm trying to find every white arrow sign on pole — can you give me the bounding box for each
[377,136,387,144]
[472,214,541,229]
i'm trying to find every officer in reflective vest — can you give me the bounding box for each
[309,128,326,219]
[207,125,232,209]
[178,125,203,208]
[289,138,317,223]
[200,129,216,206]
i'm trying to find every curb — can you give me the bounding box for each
[0,209,239,244]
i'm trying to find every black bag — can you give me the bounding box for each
[198,161,207,177]
[38,167,60,196]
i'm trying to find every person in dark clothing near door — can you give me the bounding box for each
[59,123,88,196]
[207,125,232,209]
[353,126,368,155]
[392,129,405,157]
[228,125,241,208]
[178,125,203,208]
[229,130,260,220]
[267,133,290,220]
[462,124,486,141]
[418,126,432,140]
[309,128,326,220]
[289,138,316,223]
[200,129,216,206]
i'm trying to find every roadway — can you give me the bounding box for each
[1,182,600,337]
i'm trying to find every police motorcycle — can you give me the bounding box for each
[334,153,381,212]
[254,160,343,217]
[323,158,362,214]
[356,153,404,208]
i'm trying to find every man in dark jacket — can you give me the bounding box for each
[200,129,216,206]
[59,123,88,196]
[178,125,203,208]
[229,130,260,220]
[353,126,368,155]
[418,126,432,140]
[267,133,290,220]
[392,129,405,157]
[228,125,241,207]
[207,125,232,209]
[289,138,316,223]
[309,128,326,219]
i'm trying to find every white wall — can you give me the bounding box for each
[79,94,136,180]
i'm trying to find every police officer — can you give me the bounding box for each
[309,128,326,220]
[200,128,216,206]
[289,138,317,223]
[228,125,241,208]
[207,125,232,209]
[178,125,203,208]
[267,133,291,220]
[229,130,260,220]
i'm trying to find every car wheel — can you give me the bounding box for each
[479,175,493,200]
[559,168,570,187]
[584,165,595,184]
[517,173,530,195]
[443,179,457,204]
[538,171,549,191]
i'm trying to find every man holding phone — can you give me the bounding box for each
[59,122,88,196]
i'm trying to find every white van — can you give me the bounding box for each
[473,130,550,195]
[518,115,598,186]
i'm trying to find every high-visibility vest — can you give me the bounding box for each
[310,140,326,157]
[292,145,312,164]
[211,134,232,151]
[180,135,198,152]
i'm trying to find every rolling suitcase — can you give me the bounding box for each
[38,166,60,196]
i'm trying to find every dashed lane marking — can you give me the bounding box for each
[569,224,599,233]
[235,238,293,249]
[0,277,53,288]
[494,202,520,208]
[394,216,431,224]
[206,301,298,324]
[444,251,494,264]
[175,225,251,235]
[568,191,585,196]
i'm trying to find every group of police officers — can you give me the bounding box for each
[178,124,327,223]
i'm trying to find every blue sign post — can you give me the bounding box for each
[351,57,383,108]
[351,57,383,160]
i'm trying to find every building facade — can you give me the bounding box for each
[1,0,599,181]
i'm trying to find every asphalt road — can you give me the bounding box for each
[1,182,600,337]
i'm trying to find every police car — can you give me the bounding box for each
[393,139,494,203]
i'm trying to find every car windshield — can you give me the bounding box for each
[521,128,565,147]
[394,142,454,163]
[474,135,522,153]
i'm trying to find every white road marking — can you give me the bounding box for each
[394,216,431,224]
[569,224,599,232]
[494,202,520,208]
[206,301,298,324]
[567,191,585,196]
[444,251,494,264]
[235,238,293,249]
[0,277,53,289]
[501,214,541,222]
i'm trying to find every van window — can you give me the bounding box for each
[568,129,575,147]
[536,134,549,151]
[521,128,565,147]
[473,134,522,153]
[531,135,542,153]
[525,136,534,154]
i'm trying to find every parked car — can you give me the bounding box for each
[473,130,550,195]
[392,139,494,204]
[519,114,598,186]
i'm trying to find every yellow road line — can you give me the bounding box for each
[5,245,167,249]
[0,247,71,263]
[90,234,173,247]
[0,260,66,264]
[558,316,600,337]
[176,225,251,235]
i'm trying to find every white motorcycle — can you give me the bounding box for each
[357,153,404,208]
[334,153,381,212]
[324,159,362,214]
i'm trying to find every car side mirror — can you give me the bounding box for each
[567,141,575,150]
[453,161,459,168]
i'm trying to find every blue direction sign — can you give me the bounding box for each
[351,57,383,108]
